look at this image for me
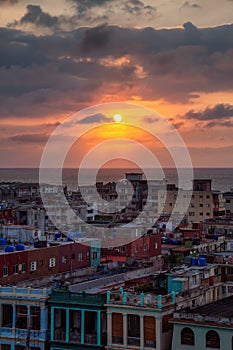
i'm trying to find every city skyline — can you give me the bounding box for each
[1,0,233,167]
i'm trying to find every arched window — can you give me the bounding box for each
[206,330,220,349]
[181,327,195,346]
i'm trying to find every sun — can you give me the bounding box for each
[113,114,122,123]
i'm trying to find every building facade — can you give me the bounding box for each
[0,286,50,350]
[49,289,107,349]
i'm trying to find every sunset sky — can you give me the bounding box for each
[1,0,233,168]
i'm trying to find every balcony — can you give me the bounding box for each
[128,336,140,346]
[50,290,106,305]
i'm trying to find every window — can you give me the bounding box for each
[1,345,11,350]
[3,266,8,277]
[86,251,90,259]
[128,314,140,346]
[155,242,158,249]
[21,263,26,272]
[40,259,44,266]
[92,252,97,259]
[30,261,37,271]
[112,313,123,344]
[78,253,83,262]
[13,264,18,274]
[49,257,56,267]
[120,246,125,252]
[206,330,220,349]
[189,212,195,216]
[181,327,195,346]
[143,244,148,251]
[62,256,68,264]
[2,304,13,327]
[31,306,40,330]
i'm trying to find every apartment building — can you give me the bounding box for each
[158,179,226,223]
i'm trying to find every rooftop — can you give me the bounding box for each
[173,296,233,327]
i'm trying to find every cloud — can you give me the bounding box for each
[123,0,156,16]
[9,133,49,143]
[0,0,18,4]
[69,0,110,14]
[184,104,233,120]
[181,1,201,9]
[9,5,60,29]
[143,116,159,123]
[1,22,233,119]
[77,113,109,124]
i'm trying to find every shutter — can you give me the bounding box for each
[112,313,123,337]
[144,316,155,341]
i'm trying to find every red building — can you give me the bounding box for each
[0,241,93,286]
[101,233,161,263]
[0,208,17,224]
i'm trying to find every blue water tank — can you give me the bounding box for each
[15,244,25,251]
[171,240,177,245]
[5,245,15,252]
[213,234,219,241]
[192,257,197,265]
[55,232,61,240]
[0,238,7,246]
[199,257,206,266]
[199,254,206,259]
[34,241,38,248]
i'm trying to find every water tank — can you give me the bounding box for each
[15,244,25,251]
[199,254,206,259]
[34,241,38,248]
[5,245,15,252]
[0,238,7,246]
[192,257,197,265]
[199,257,206,266]
[55,232,61,240]
[213,234,219,241]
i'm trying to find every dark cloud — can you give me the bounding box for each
[68,0,110,14]
[81,24,113,52]
[143,116,159,123]
[77,113,109,124]
[1,23,233,118]
[0,0,18,4]
[123,0,156,16]
[9,133,49,143]
[184,104,233,120]
[9,5,60,29]
[181,1,201,9]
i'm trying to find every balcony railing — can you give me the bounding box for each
[128,336,140,346]
[50,290,106,305]
[112,335,123,344]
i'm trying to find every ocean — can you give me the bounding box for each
[0,168,233,193]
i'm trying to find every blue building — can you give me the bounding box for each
[0,286,51,350]
[49,289,107,349]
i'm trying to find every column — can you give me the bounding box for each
[0,304,2,327]
[123,313,127,347]
[65,309,69,342]
[155,316,161,350]
[107,311,112,346]
[51,307,54,341]
[27,305,30,328]
[12,304,16,337]
[40,306,47,331]
[140,315,144,350]
[97,311,101,346]
[81,309,85,344]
